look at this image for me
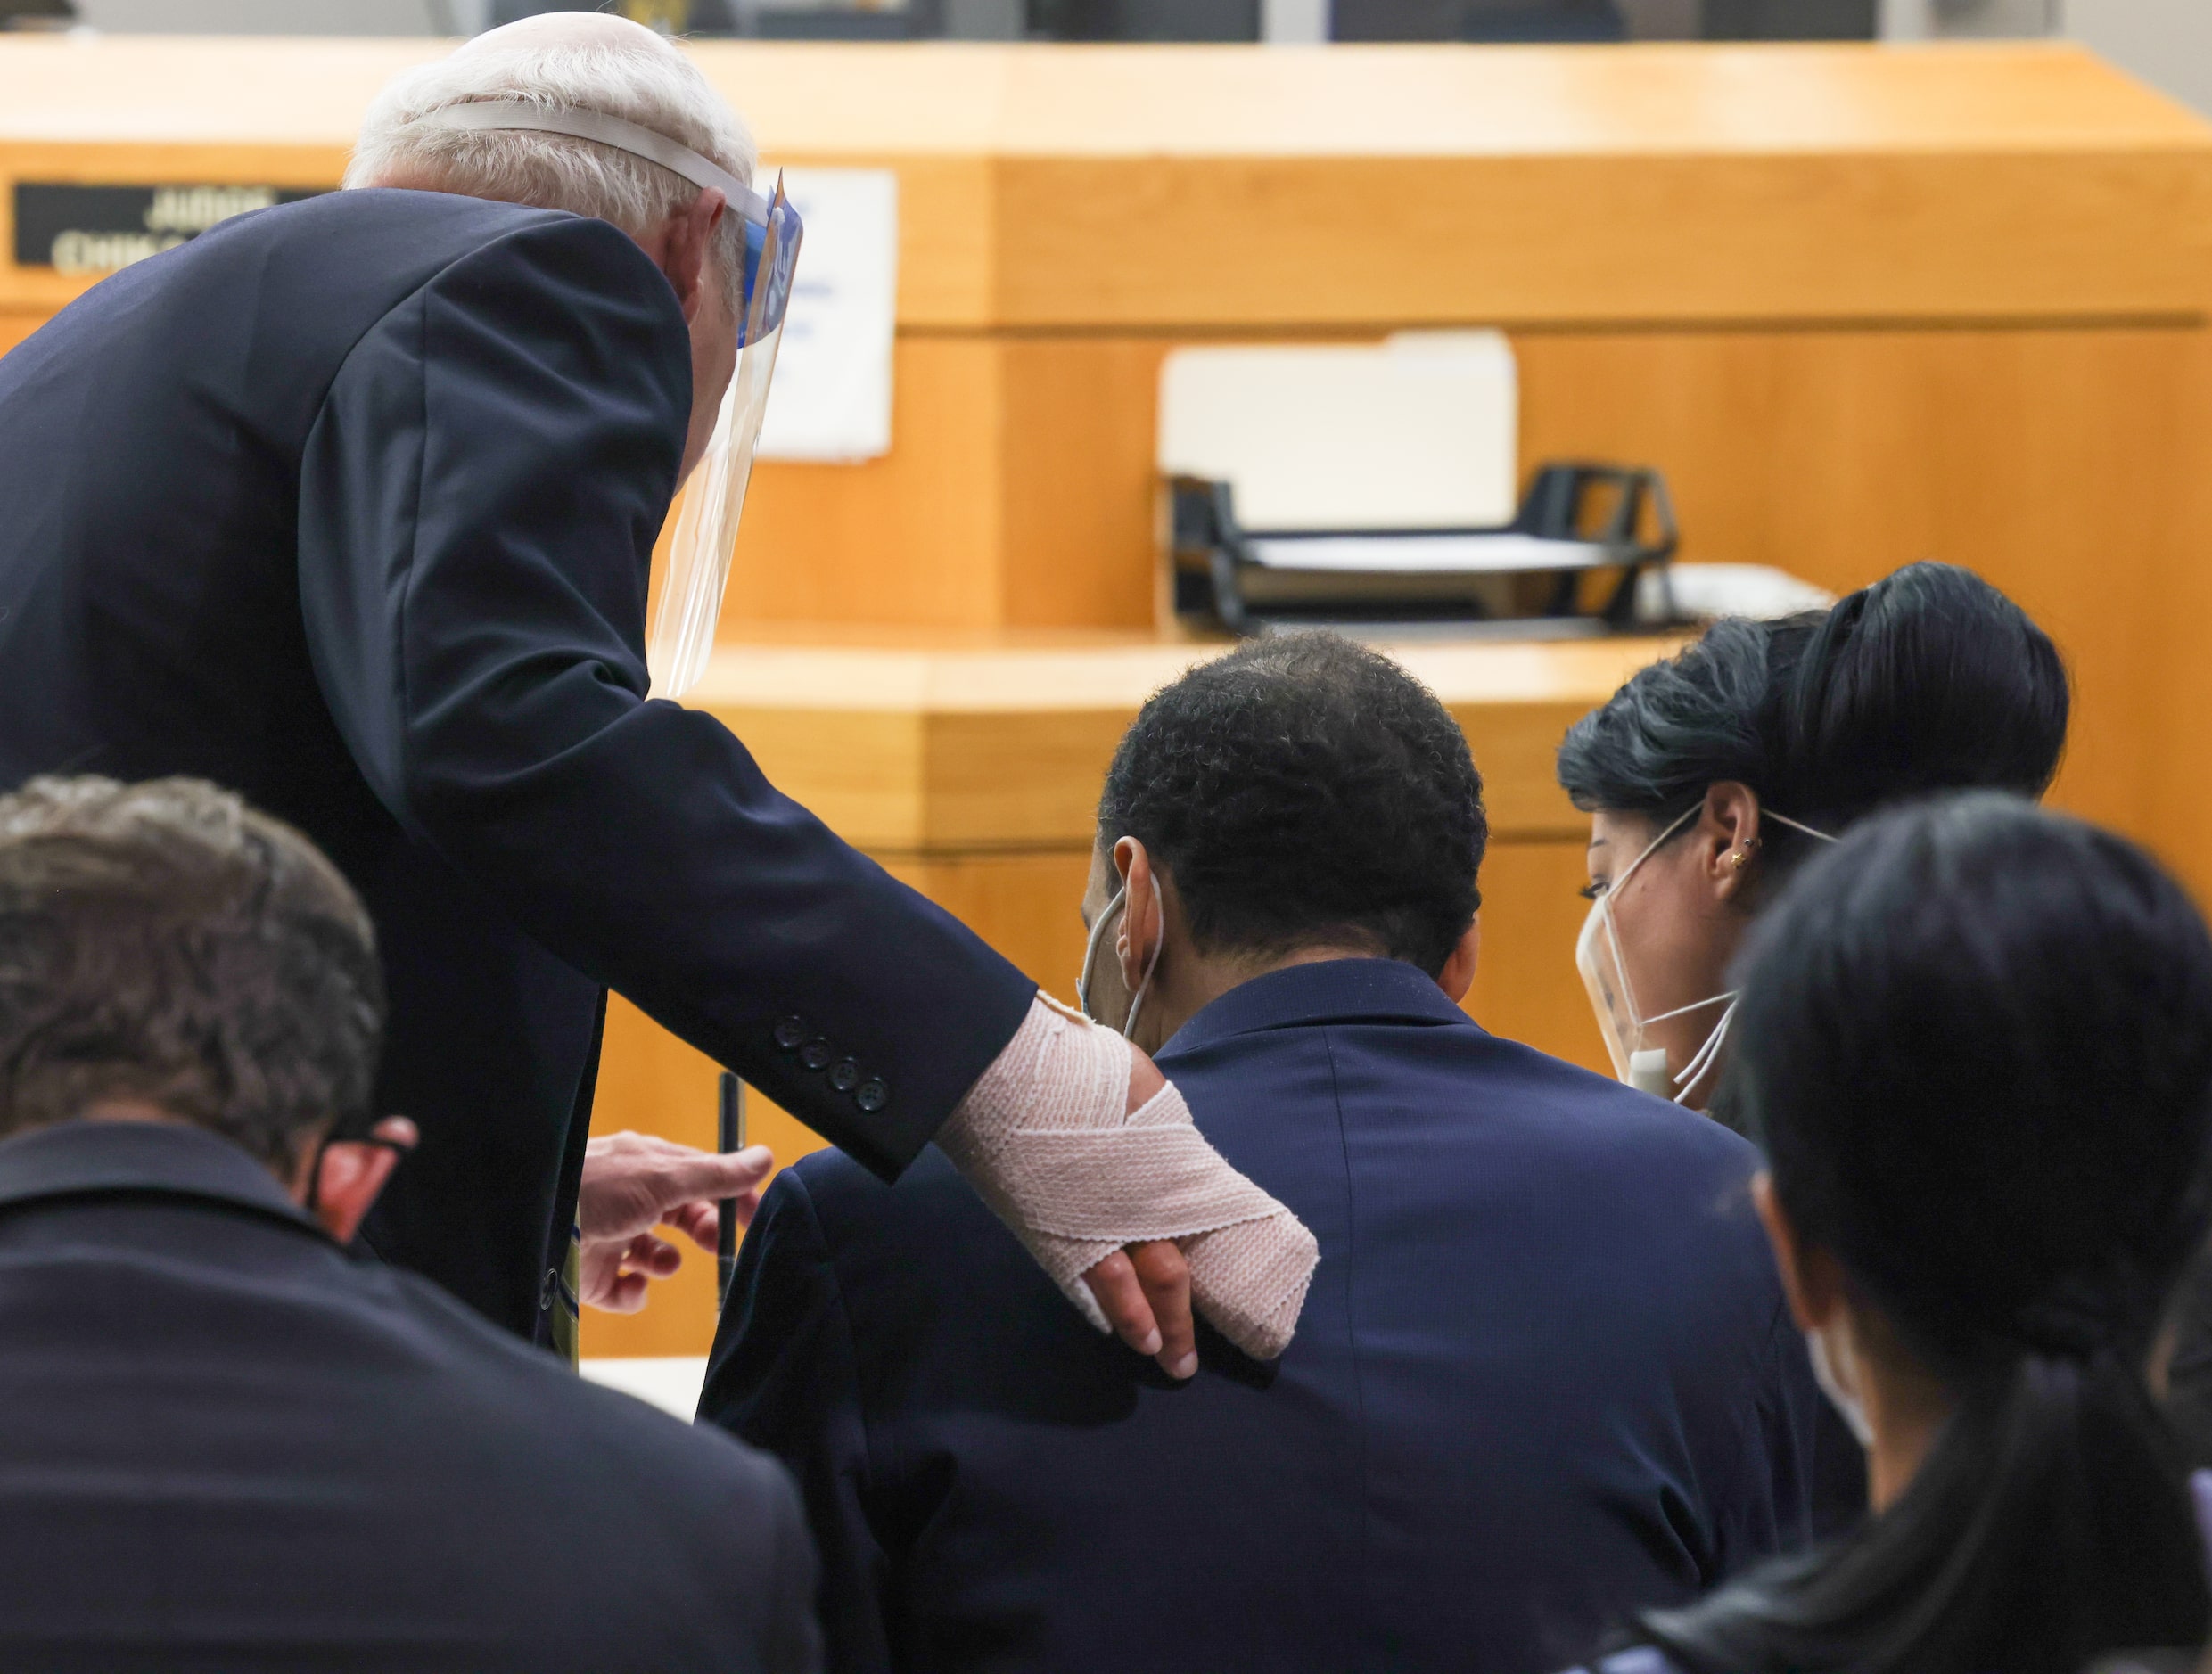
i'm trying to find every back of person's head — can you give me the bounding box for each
[344,13,753,307]
[1558,562,2068,872]
[1642,793,2212,1674]
[0,776,384,1172]
[1095,632,1485,979]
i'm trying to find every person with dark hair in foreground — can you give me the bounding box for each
[1588,795,2212,1674]
[0,775,817,1672]
[1557,560,2068,1112]
[704,633,1829,1674]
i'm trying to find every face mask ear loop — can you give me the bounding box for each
[1672,997,1737,1104]
[1076,883,1127,1021]
[1122,874,1165,1042]
[1616,805,1698,893]
[1640,989,1738,1029]
[1764,811,1838,845]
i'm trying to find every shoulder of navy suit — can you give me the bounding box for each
[225,185,564,252]
[1156,956,1482,1055]
[0,1120,807,1489]
[211,188,689,429]
[0,1118,325,1235]
[1155,956,1762,1163]
[340,189,693,403]
[38,185,576,352]
[0,1120,819,1663]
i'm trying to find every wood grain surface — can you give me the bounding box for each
[4,39,2207,324]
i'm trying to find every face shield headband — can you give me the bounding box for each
[1575,804,1836,1104]
[417,101,804,700]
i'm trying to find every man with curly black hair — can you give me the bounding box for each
[704,633,1830,1674]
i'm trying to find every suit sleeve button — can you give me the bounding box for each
[854,1079,889,1113]
[800,1038,834,1071]
[827,1058,861,1093]
[773,1016,808,1051]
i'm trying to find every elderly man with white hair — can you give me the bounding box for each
[0,10,1317,1394]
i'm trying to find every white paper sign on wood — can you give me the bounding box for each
[754,167,899,464]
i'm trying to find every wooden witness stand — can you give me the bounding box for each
[3,37,2210,1357]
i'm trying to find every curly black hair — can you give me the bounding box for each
[1097,633,1485,978]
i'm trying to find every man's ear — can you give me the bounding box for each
[305,1117,419,1245]
[1113,836,1162,993]
[1752,1170,1846,1334]
[656,188,726,326]
[1436,915,1481,1005]
[1701,781,1764,905]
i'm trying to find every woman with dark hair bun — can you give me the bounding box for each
[1587,793,2212,1674]
[1557,561,2068,1109]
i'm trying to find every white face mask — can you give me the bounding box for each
[1808,1324,1876,1448]
[1575,804,1836,1104]
[1077,874,1164,1041]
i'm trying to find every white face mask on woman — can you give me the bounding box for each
[1076,874,1164,1041]
[1808,1322,1876,1448]
[1575,805,1835,1104]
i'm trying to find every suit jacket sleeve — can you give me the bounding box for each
[295,213,1036,1176]
[701,1169,893,1674]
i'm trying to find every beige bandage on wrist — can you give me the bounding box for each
[939,994,1320,1361]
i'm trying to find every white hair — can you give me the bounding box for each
[345,16,756,310]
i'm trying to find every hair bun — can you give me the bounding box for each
[1776,562,2068,825]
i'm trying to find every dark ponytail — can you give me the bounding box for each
[1556,562,2068,859]
[1640,795,2212,1674]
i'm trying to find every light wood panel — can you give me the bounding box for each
[4,39,2200,168]
[727,337,1010,627]
[725,336,1164,630]
[4,41,2207,326]
[983,147,2212,330]
[1512,324,2212,890]
[691,633,1673,846]
[720,324,2212,903]
[1467,840,1606,1071]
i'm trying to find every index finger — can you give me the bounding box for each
[1081,1249,1163,1361]
[644,1143,775,1214]
[1129,1240,1196,1380]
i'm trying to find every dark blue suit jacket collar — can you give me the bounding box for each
[0,1119,327,1237]
[1163,956,1478,1056]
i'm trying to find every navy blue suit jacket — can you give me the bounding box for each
[0,1119,816,1671]
[0,190,1034,1341]
[703,958,1835,1674]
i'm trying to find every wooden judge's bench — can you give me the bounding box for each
[3,37,2210,1358]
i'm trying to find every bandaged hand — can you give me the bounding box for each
[937,994,1319,1374]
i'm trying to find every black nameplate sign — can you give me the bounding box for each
[13,183,327,275]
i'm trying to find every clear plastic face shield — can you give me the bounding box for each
[1575,805,1835,1104]
[416,102,803,701]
